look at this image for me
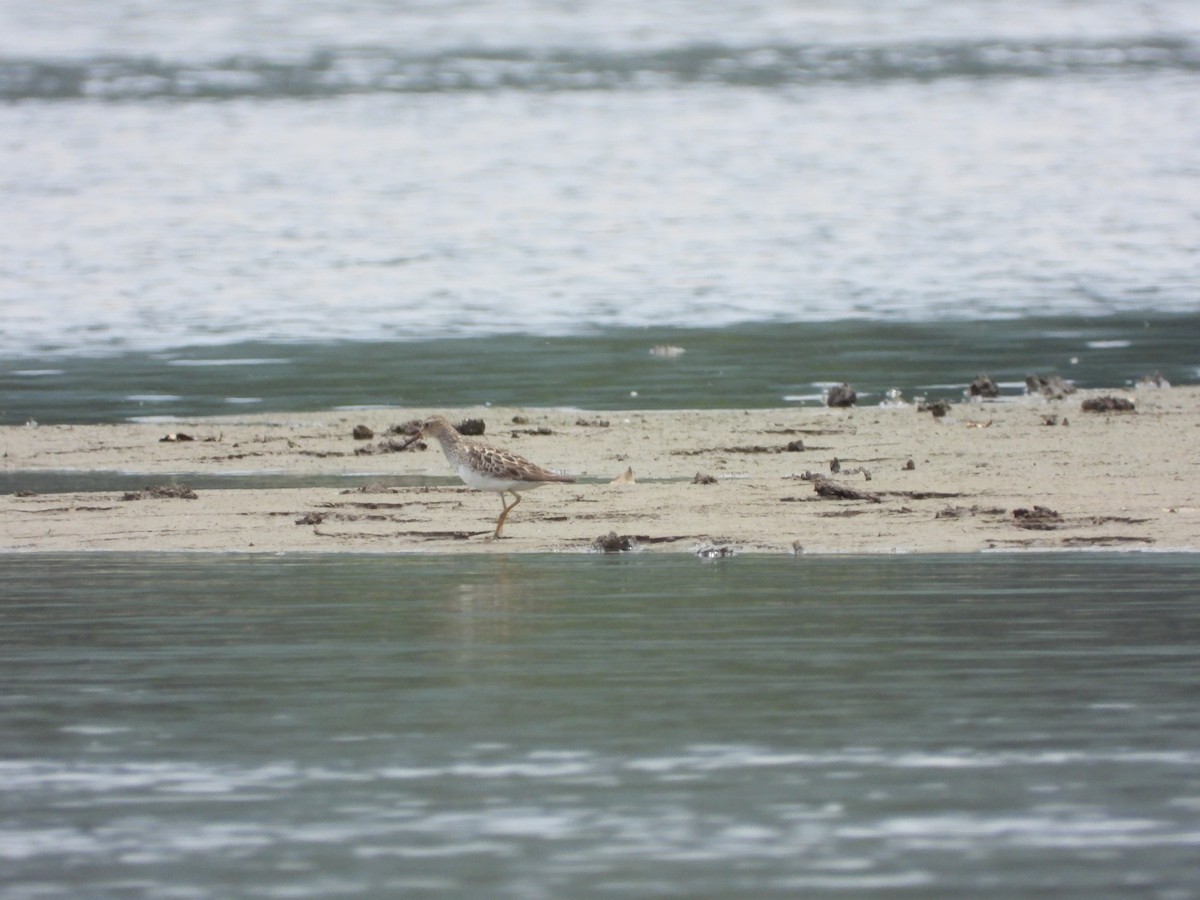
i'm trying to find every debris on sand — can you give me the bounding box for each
[122,484,198,501]
[918,398,952,417]
[936,504,1007,519]
[784,439,805,452]
[1026,374,1077,399]
[295,512,327,525]
[1138,372,1170,389]
[339,483,403,494]
[1081,396,1136,413]
[1012,505,1063,529]
[355,438,424,455]
[826,458,871,480]
[968,374,1000,398]
[825,383,857,407]
[903,459,916,470]
[692,472,718,485]
[352,424,374,440]
[671,444,784,457]
[391,417,484,437]
[593,531,637,552]
[160,432,220,443]
[813,479,882,503]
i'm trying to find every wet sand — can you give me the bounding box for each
[3,386,1198,554]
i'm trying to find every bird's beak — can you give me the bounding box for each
[398,427,425,449]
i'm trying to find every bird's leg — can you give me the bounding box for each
[492,491,522,539]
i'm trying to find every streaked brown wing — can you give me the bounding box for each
[475,446,572,483]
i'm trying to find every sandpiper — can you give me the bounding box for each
[416,415,575,538]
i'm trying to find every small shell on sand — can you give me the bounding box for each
[610,466,636,484]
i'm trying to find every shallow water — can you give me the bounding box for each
[4,0,1198,427]
[3,553,1199,898]
[5,315,1197,425]
[3,0,1199,364]
[0,470,455,497]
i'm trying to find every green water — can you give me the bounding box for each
[5,315,1197,424]
[3,553,1198,898]
[0,470,456,497]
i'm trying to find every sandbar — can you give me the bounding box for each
[3,386,1198,554]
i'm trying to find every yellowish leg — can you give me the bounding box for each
[493,491,522,539]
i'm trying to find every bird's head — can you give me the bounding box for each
[418,415,454,437]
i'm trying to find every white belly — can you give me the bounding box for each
[457,464,548,493]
